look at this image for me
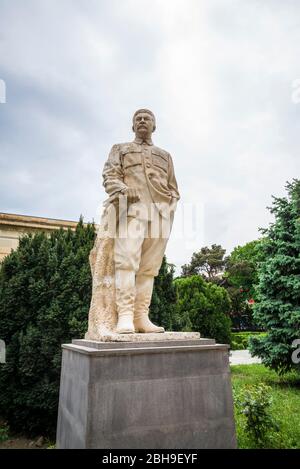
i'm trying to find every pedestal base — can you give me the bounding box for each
[56,337,237,449]
[85,330,201,342]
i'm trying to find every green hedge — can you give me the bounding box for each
[231,332,266,351]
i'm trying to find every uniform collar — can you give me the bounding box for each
[133,136,153,146]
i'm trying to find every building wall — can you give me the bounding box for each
[0,213,81,262]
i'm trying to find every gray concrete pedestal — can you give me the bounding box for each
[56,337,237,449]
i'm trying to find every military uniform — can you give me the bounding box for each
[102,136,180,276]
[102,134,180,334]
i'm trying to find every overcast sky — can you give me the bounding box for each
[0,0,299,272]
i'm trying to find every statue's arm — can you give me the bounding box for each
[168,154,180,201]
[102,144,128,196]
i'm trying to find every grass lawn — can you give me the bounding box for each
[231,364,300,449]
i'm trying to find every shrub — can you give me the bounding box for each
[234,383,279,448]
[231,332,266,350]
[173,275,232,344]
[0,423,9,443]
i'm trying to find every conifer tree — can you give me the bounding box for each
[181,244,226,281]
[249,180,300,374]
[149,256,177,330]
[0,219,95,435]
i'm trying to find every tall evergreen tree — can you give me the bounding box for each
[0,219,95,436]
[149,255,177,330]
[249,180,300,374]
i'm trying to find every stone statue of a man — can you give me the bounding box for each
[86,109,180,339]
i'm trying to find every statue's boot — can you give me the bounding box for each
[134,274,165,333]
[115,269,135,334]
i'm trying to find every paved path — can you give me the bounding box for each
[229,349,262,366]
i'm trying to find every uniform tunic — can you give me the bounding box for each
[102,137,180,276]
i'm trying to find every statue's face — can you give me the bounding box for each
[133,112,155,139]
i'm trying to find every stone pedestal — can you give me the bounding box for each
[56,335,237,449]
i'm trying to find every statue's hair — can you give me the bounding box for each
[132,108,156,132]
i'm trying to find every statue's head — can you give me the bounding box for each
[132,109,156,139]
